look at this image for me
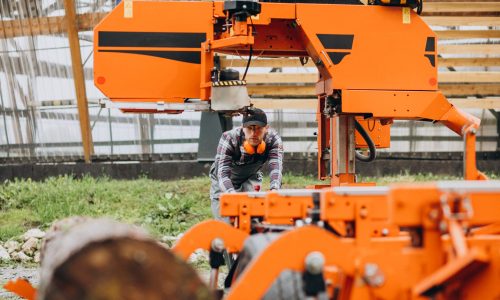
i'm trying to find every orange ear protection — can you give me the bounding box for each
[243,140,266,155]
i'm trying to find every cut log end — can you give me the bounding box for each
[44,238,213,300]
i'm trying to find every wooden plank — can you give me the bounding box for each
[1,13,498,39]
[248,85,315,96]
[425,0,499,2]
[246,73,317,84]
[424,16,500,26]
[450,98,500,109]
[0,12,106,38]
[438,44,500,55]
[251,99,316,110]
[250,98,500,110]
[437,84,500,97]
[247,83,499,98]
[423,12,500,17]
[238,47,500,63]
[439,72,500,83]
[423,2,500,13]
[222,57,500,68]
[436,30,500,40]
[64,0,94,163]
[246,72,500,84]
[439,57,500,67]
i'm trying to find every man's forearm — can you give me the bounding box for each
[268,135,284,190]
[217,155,236,192]
[219,175,235,193]
[268,154,283,190]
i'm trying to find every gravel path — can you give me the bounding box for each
[0,266,39,299]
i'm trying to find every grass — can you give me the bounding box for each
[0,172,497,243]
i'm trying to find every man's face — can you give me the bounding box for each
[243,125,268,146]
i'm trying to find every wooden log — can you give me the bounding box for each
[38,217,213,300]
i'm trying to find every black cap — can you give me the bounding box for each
[243,108,267,127]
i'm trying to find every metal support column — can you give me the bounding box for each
[0,81,10,157]
[64,0,94,163]
[197,112,233,162]
[331,115,356,186]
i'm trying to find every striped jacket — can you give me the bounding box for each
[214,127,284,192]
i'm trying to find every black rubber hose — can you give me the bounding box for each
[417,0,423,15]
[354,119,376,162]
[241,45,253,81]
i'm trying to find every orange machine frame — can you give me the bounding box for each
[171,182,500,300]
[4,2,497,299]
[94,2,491,299]
[93,0,484,184]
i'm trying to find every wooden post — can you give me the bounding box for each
[64,0,94,163]
[138,114,151,154]
[490,109,500,151]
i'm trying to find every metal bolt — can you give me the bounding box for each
[381,228,389,236]
[304,217,313,225]
[439,221,448,233]
[295,220,304,227]
[305,251,325,275]
[211,238,225,253]
[469,128,477,135]
[363,263,385,287]
[428,208,439,221]
[359,206,368,219]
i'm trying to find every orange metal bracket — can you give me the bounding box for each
[226,226,356,300]
[209,35,254,50]
[412,248,489,297]
[471,222,500,236]
[172,220,249,259]
[463,125,488,180]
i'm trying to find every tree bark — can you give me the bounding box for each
[38,217,213,300]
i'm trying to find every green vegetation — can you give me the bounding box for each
[0,173,497,242]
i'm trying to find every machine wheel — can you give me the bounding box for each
[231,233,306,300]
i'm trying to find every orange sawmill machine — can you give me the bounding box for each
[6,0,500,299]
[95,0,500,298]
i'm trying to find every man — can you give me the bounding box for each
[209,108,284,221]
